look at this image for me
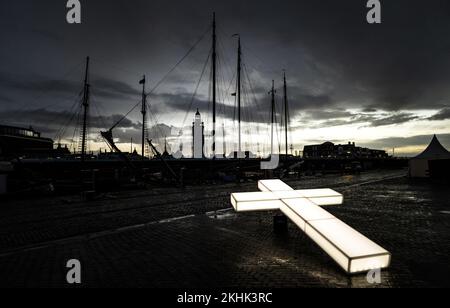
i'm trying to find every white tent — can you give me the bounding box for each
[409,135,450,178]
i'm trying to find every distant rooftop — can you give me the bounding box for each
[0,124,42,138]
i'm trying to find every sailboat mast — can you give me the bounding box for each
[222,123,226,158]
[141,75,147,160]
[270,80,276,156]
[212,13,217,159]
[81,56,90,163]
[237,36,242,154]
[283,71,289,158]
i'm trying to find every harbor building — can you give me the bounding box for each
[303,141,388,159]
[0,125,54,159]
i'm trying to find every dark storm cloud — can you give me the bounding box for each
[0,71,80,95]
[92,77,140,99]
[284,90,334,111]
[1,0,450,145]
[369,113,420,127]
[0,72,139,102]
[151,84,333,124]
[428,108,450,121]
[302,109,354,120]
[363,134,450,150]
[151,91,275,124]
[300,111,422,129]
[153,85,423,128]
[362,107,378,113]
[0,107,175,149]
[0,109,140,134]
[0,94,13,103]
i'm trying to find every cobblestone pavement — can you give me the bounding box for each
[0,170,449,288]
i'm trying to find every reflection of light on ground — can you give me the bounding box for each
[373,190,432,203]
[342,175,355,182]
[272,257,290,264]
[206,209,237,220]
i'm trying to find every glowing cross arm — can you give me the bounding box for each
[231,189,343,212]
[259,180,344,206]
[258,179,295,192]
[231,192,283,212]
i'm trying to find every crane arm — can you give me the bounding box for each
[147,139,179,183]
[101,130,136,170]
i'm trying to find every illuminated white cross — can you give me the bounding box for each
[231,180,391,274]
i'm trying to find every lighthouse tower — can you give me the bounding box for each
[192,109,205,159]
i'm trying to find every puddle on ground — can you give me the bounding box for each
[207,209,237,220]
[272,257,290,264]
[373,190,432,203]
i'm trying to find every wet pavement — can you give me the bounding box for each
[0,169,449,288]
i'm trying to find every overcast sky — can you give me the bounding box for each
[1,0,450,156]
